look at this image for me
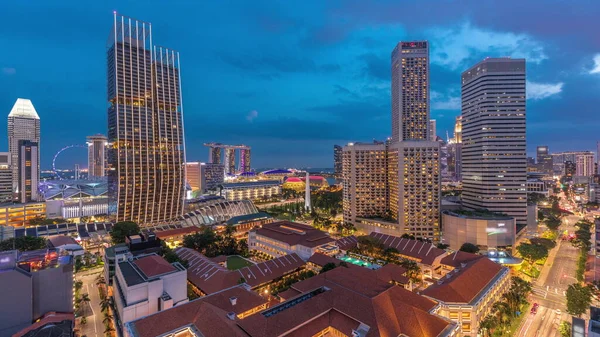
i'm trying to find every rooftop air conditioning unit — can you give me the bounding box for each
[226,312,236,321]
[229,296,237,306]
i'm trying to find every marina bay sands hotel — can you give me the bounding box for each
[204,143,251,174]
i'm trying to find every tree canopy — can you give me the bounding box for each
[0,236,47,251]
[516,243,548,265]
[459,242,479,254]
[109,221,140,244]
[566,283,592,317]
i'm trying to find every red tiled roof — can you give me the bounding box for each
[237,266,454,337]
[133,255,177,278]
[253,221,335,248]
[422,257,506,304]
[374,263,409,285]
[369,232,446,265]
[210,255,228,264]
[284,177,302,183]
[176,248,304,294]
[12,312,74,337]
[155,226,200,239]
[440,250,484,268]
[128,286,260,337]
[334,235,358,251]
[277,288,302,301]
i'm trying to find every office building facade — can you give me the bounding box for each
[87,134,107,178]
[430,119,437,141]
[461,58,527,226]
[0,153,12,203]
[536,146,552,175]
[8,98,40,199]
[333,144,342,177]
[18,140,39,203]
[107,13,186,224]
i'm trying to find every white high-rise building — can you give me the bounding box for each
[576,152,595,177]
[87,134,107,178]
[461,58,527,225]
[8,98,40,200]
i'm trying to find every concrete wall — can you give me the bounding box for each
[0,269,32,336]
[442,213,516,250]
[32,263,74,320]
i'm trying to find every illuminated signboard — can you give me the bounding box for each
[401,41,427,49]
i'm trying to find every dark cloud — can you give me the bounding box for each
[218,51,339,77]
[359,53,388,81]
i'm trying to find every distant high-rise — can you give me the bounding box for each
[391,41,430,142]
[18,141,39,203]
[453,116,462,143]
[240,148,251,173]
[8,99,40,198]
[429,119,437,141]
[224,148,236,175]
[565,161,576,177]
[461,58,527,226]
[107,13,186,224]
[333,145,342,177]
[87,134,107,178]
[576,152,595,177]
[536,146,552,175]
[597,141,600,174]
[0,153,12,203]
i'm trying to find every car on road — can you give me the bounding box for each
[555,309,561,316]
[531,303,539,315]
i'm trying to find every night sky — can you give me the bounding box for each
[1,1,599,170]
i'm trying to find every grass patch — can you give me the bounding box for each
[227,256,253,270]
[502,302,532,337]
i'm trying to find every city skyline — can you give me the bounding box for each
[1,1,600,168]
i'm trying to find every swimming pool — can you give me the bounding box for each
[339,255,371,267]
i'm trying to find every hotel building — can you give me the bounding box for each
[461,58,527,226]
[219,181,281,201]
[107,13,186,225]
[87,134,107,178]
[576,152,595,177]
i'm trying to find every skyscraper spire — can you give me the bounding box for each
[304,171,311,211]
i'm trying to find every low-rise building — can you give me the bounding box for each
[0,250,73,336]
[175,248,305,295]
[103,232,162,286]
[249,221,337,260]
[527,178,549,196]
[47,235,84,256]
[369,232,447,279]
[224,212,273,237]
[113,254,188,328]
[422,257,510,336]
[219,180,281,201]
[124,285,267,337]
[441,210,516,251]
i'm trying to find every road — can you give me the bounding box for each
[78,269,104,337]
[518,214,581,336]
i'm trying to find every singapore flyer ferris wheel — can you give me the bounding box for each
[52,144,87,179]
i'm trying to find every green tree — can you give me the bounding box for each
[436,243,450,250]
[545,216,562,230]
[559,321,572,337]
[517,243,548,266]
[320,262,337,274]
[566,283,592,317]
[478,314,498,337]
[74,280,83,293]
[459,242,479,254]
[109,221,140,244]
[0,236,47,251]
[160,241,188,268]
[529,237,556,250]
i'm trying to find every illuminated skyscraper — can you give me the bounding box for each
[461,58,527,225]
[240,148,251,173]
[333,145,342,177]
[536,146,552,175]
[87,134,107,178]
[8,98,40,197]
[429,119,437,141]
[576,152,595,177]
[0,153,11,203]
[107,13,186,224]
[18,141,39,203]
[391,41,430,142]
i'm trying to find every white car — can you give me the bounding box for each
[555,309,561,315]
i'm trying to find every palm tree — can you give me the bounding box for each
[478,314,497,337]
[96,276,106,287]
[492,302,513,333]
[103,314,113,325]
[502,290,522,314]
[104,325,115,336]
[100,297,111,312]
[74,280,83,293]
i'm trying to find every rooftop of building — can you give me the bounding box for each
[422,257,506,304]
[13,312,74,337]
[175,248,304,294]
[0,249,72,273]
[154,226,200,239]
[440,251,484,268]
[260,169,292,175]
[118,254,184,287]
[226,212,272,225]
[252,221,335,248]
[333,235,358,251]
[47,235,79,248]
[39,179,108,200]
[127,285,263,337]
[237,266,455,337]
[443,208,513,220]
[369,232,446,265]
[283,177,302,183]
[220,180,281,189]
[307,253,347,267]
[9,98,39,119]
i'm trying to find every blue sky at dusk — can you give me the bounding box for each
[1,0,599,169]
